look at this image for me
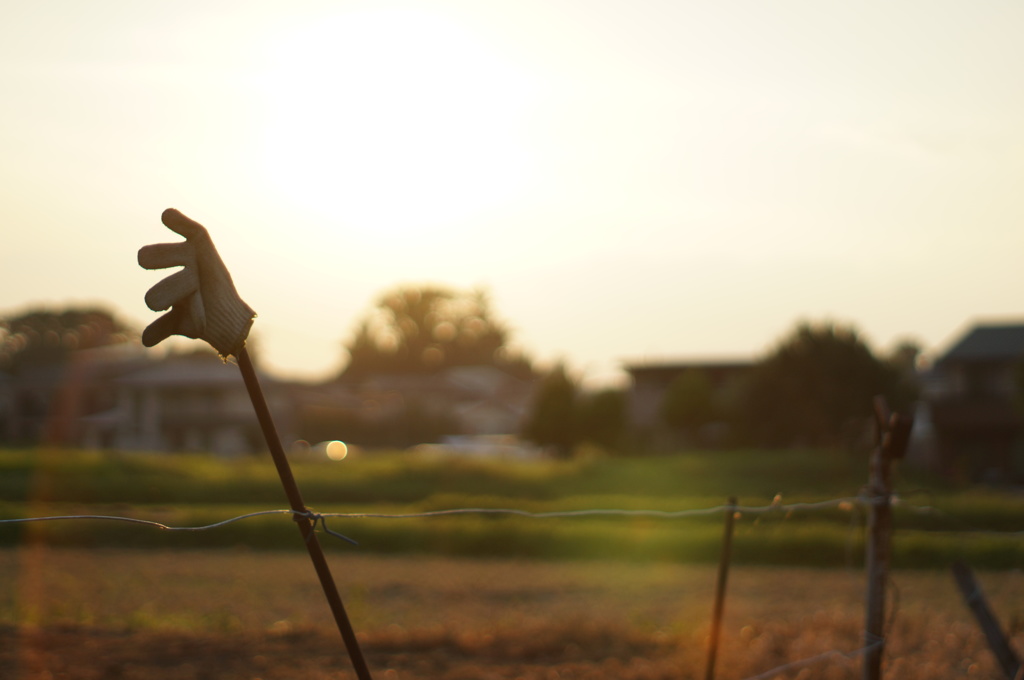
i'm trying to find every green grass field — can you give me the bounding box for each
[1,447,1021,568]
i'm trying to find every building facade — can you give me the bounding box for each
[625,359,753,449]
[920,323,1024,483]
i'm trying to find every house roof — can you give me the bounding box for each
[938,323,1024,364]
[352,365,532,400]
[116,355,255,387]
[444,365,530,394]
[623,359,753,376]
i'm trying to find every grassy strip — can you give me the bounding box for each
[0,447,876,504]
[1,448,1021,567]
[2,500,1022,568]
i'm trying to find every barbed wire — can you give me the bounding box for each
[0,497,862,533]
[0,509,295,532]
[1,495,1021,537]
[316,496,857,520]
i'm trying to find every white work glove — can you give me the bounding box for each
[138,208,256,357]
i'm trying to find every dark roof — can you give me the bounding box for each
[116,355,255,387]
[939,324,1024,364]
[623,360,752,376]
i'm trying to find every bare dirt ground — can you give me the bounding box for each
[4,622,688,680]
[1,547,1021,679]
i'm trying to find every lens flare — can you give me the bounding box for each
[325,441,348,461]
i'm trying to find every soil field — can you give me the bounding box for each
[1,547,1023,679]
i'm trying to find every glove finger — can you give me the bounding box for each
[144,269,199,311]
[162,208,210,241]
[138,242,195,270]
[142,309,182,347]
[142,305,203,347]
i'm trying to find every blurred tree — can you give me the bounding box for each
[0,307,136,374]
[576,388,628,453]
[738,322,907,448]
[523,363,578,457]
[887,339,921,375]
[886,338,923,407]
[660,369,716,446]
[342,285,531,378]
[1014,358,1024,413]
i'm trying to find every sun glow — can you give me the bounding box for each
[323,440,348,461]
[255,8,537,235]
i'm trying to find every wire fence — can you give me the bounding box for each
[0,494,1018,679]
[0,494,1016,534]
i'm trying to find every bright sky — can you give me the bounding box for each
[2,1,1023,386]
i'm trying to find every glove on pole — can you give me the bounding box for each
[138,208,256,358]
[138,210,374,680]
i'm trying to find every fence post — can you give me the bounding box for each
[863,396,913,680]
[704,496,737,680]
[952,561,1022,680]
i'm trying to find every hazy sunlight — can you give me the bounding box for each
[255,8,537,235]
[4,1,1024,383]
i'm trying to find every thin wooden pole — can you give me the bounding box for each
[864,397,894,680]
[705,496,737,680]
[237,347,373,680]
[952,561,1022,680]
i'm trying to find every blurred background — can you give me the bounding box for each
[1,1,1023,475]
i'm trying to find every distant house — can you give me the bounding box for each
[920,322,1024,483]
[0,347,293,457]
[0,343,537,455]
[624,359,753,449]
[98,352,292,457]
[338,365,537,442]
[0,344,150,447]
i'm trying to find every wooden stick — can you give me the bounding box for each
[952,561,1022,680]
[864,396,893,680]
[705,496,737,680]
[237,347,373,680]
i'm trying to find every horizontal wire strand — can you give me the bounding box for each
[1,496,1017,533]
[0,497,855,530]
[0,509,295,531]
[316,497,854,520]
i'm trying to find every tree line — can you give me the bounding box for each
[525,324,920,457]
[338,285,921,454]
[0,288,922,454]
[0,307,136,375]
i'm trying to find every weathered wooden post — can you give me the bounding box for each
[863,396,913,680]
[952,561,1022,680]
[704,496,737,680]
